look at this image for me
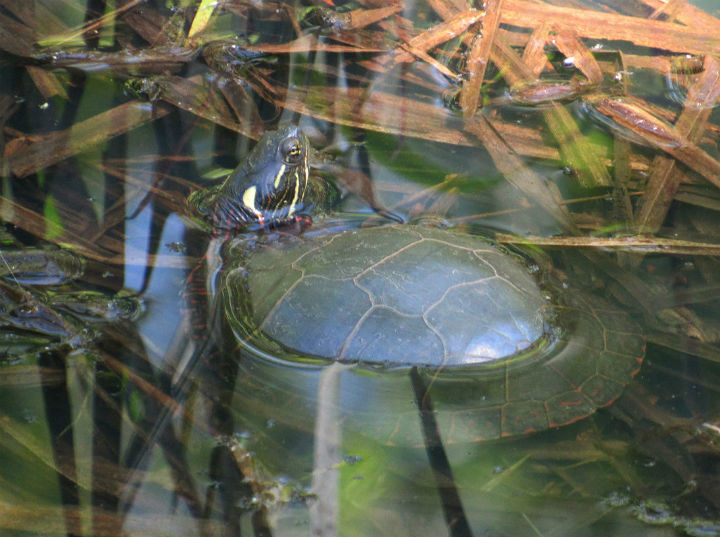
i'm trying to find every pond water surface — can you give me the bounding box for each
[1,1,720,536]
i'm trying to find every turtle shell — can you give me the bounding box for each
[212,224,644,443]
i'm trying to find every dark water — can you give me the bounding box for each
[1,1,720,536]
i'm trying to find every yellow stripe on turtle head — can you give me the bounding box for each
[273,164,286,189]
[242,186,263,221]
[288,169,300,216]
[301,159,309,199]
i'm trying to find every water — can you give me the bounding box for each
[1,0,720,536]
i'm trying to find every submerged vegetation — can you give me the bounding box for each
[1,0,720,536]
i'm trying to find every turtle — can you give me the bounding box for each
[188,125,316,232]
[187,126,645,445]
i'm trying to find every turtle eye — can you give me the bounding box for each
[281,137,303,164]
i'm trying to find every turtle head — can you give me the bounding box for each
[190,126,312,230]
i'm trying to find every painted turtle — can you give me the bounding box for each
[189,127,645,444]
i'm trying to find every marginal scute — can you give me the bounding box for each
[545,391,595,426]
[502,400,549,437]
[507,361,575,401]
[545,341,596,387]
[580,374,623,406]
[443,407,502,443]
[606,331,645,357]
[596,349,643,384]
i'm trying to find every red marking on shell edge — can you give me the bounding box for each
[548,413,589,428]
[598,393,623,409]
[501,427,537,438]
[560,399,585,408]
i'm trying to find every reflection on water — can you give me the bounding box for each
[1,0,720,536]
